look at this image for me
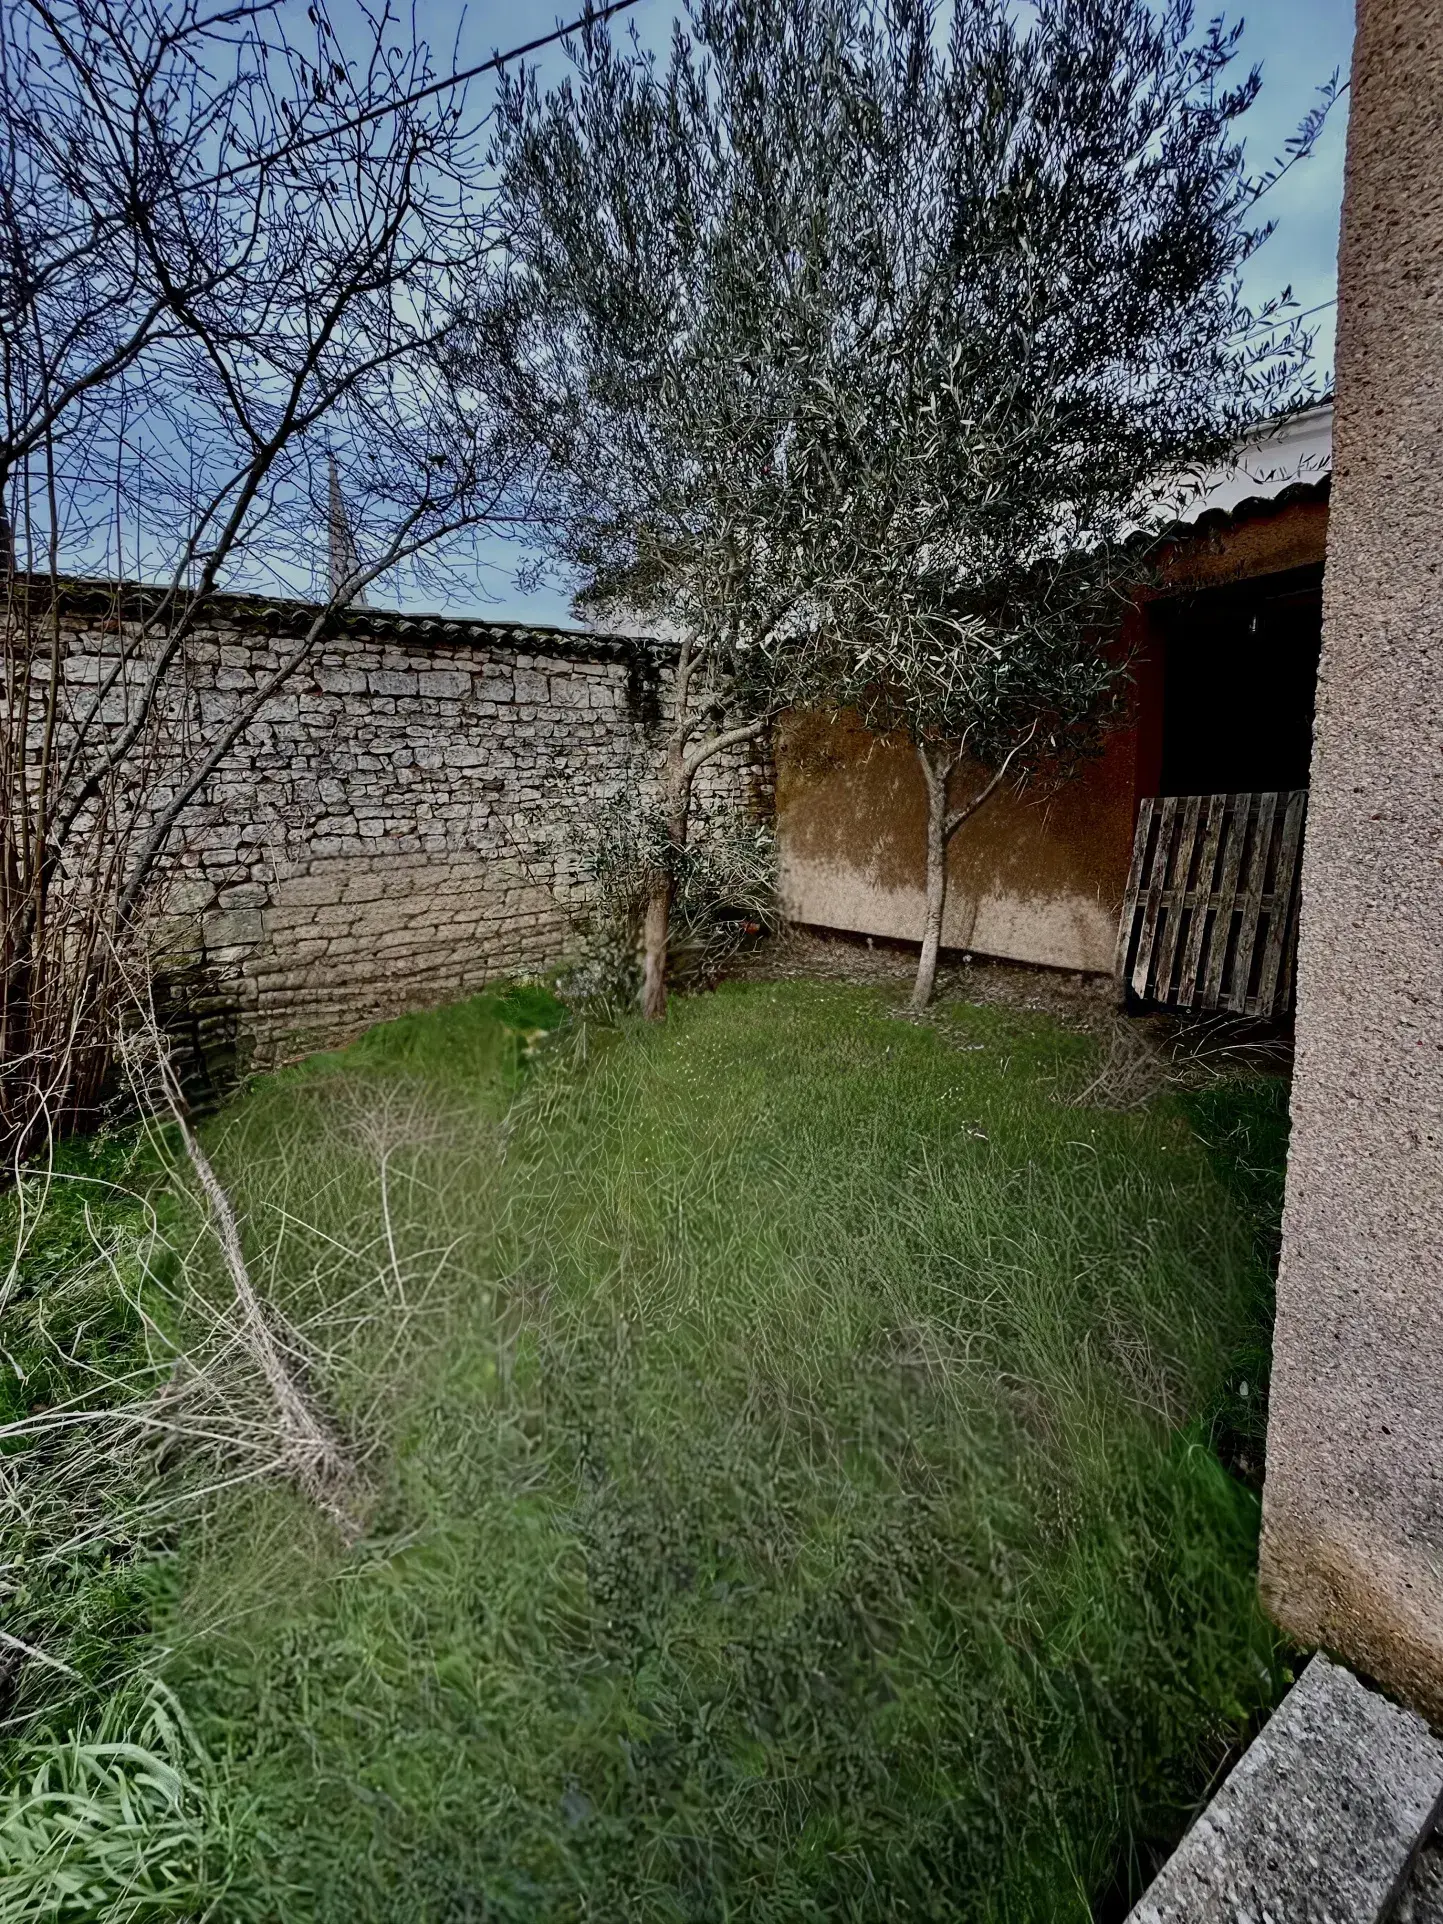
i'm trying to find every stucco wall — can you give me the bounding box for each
[777,708,1136,973]
[1259,0,1443,1718]
[775,491,1330,976]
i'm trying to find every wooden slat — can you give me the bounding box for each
[1118,788,1308,1020]
[1254,789,1308,1015]
[1230,791,1277,1014]
[1175,792,1226,1009]
[1129,795,1178,999]
[1201,796,1249,1008]
[1279,878,1303,1011]
[1115,795,1157,981]
[1153,793,1203,1004]
[1277,793,1308,1015]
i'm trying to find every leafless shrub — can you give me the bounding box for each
[1,0,541,1159]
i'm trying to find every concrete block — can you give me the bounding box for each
[1397,1834,1443,1924]
[1127,1657,1443,1924]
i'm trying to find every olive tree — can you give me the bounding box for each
[775,0,1326,1007]
[487,0,1324,1016]
[486,0,872,1015]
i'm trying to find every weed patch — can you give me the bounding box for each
[129,981,1293,1922]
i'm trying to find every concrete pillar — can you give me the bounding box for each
[1259,0,1443,1716]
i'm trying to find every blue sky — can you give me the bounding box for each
[405,1,1356,625]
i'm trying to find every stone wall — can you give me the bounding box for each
[44,586,756,1076]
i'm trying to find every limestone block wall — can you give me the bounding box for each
[183,618,657,1068]
[43,589,758,1075]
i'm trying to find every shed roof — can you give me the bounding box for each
[1174,400,1333,528]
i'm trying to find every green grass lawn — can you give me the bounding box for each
[2,980,1292,1921]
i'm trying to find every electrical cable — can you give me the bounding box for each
[202,0,644,192]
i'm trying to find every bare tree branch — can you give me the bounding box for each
[1,0,543,1157]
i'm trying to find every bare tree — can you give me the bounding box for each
[487,0,1329,1014]
[1,0,538,1160]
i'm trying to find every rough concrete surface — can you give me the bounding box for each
[1258,0,1443,1718]
[1126,1657,1443,1924]
[1397,1833,1443,1924]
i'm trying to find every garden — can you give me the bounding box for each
[0,969,1293,1920]
[0,0,1333,1913]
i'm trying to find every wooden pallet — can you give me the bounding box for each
[1116,789,1308,1018]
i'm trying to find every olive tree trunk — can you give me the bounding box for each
[909,735,1034,1012]
[911,741,957,1012]
[641,748,692,1022]
[638,712,771,1022]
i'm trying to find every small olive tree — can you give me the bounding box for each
[486,0,875,1015]
[488,0,1324,1015]
[773,0,1327,1007]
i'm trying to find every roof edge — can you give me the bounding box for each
[1169,472,1331,541]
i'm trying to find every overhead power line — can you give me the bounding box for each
[1273,297,1338,325]
[203,0,644,194]
[29,2,643,264]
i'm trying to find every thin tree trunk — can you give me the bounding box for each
[641,750,690,1022]
[911,741,951,1011]
[909,730,1034,1012]
[638,694,771,1022]
[640,873,674,1021]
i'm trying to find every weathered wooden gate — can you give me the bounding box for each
[1116,789,1308,1018]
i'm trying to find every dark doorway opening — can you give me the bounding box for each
[1155,562,1323,796]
